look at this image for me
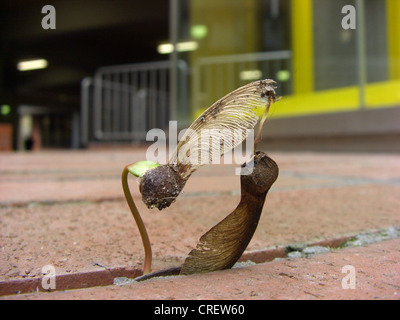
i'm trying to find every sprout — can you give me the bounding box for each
[127,161,160,178]
[122,79,278,276]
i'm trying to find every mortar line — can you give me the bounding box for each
[3,225,398,297]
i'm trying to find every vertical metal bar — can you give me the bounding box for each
[169,0,178,121]
[104,73,111,135]
[149,69,157,129]
[122,72,129,133]
[206,65,213,108]
[131,70,138,141]
[93,74,102,139]
[238,60,245,84]
[70,111,80,149]
[356,0,367,109]
[80,77,92,147]
[112,73,120,134]
[227,63,235,94]
[140,70,147,141]
[215,64,223,102]
[265,60,270,83]
[287,55,294,95]
[192,62,200,120]
[177,60,189,125]
[159,67,167,128]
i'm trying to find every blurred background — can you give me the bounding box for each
[0,0,399,152]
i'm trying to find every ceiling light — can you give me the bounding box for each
[17,59,48,71]
[239,70,262,81]
[157,43,174,54]
[177,41,198,52]
[157,41,199,54]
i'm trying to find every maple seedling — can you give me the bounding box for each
[122,79,279,277]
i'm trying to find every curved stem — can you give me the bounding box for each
[122,165,152,275]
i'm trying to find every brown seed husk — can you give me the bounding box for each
[139,165,187,210]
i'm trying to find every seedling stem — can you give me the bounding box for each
[121,165,152,275]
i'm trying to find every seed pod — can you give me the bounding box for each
[180,151,279,275]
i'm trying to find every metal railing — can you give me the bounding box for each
[81,51,290,146]
[81,60,188,146]
[191,50,292,115]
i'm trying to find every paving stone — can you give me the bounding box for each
[1,148,399,299]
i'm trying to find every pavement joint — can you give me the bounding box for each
[2,225,398,297]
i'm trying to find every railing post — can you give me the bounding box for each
[169,0,179,122]
[80,77,92,147]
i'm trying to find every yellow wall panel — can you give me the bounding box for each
[291,0,314,94]
[387,0,400,80]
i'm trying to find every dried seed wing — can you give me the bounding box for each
[169,79,277,179]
